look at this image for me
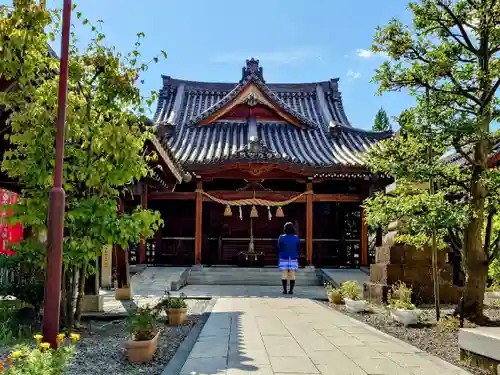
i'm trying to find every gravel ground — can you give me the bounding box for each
[326,302,500,375]
[63,299,210,375]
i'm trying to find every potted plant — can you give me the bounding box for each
[340,281,367,313]
[388,281,420,326]
[324,282,342,304]
[155,292,188,326]
[124,305,160,363]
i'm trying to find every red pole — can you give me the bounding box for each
[42,0,72,347]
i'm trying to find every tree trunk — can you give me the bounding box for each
[455,139,489,321]
[64,267,76,330]
[60,266,67,328]
[73,262,87,326]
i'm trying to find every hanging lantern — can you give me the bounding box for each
[276,206,284,217]
[250,205,258,218]
[224,204,232,217]
[267,206,272,220]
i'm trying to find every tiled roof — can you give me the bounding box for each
[154,58,391,170]
[441,141,500,168]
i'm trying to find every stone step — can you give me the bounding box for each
[187,277,321,286]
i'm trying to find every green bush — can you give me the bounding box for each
[127,305,158,341]
[388,281,416,310]
[1,334,78,375]
[155,291,187,311]
[340,281,362,301]
[0,254,45,314]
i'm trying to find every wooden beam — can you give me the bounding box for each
[313,194,362,202]
[361,206,368,266]
[139,183,148,264]
[148,190,361,203]
[195,181,203,264]
[306,183,313,266]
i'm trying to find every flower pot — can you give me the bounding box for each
[328,293,342,305]
[391,308,420,326]
[344,298,367,313]
[167,308,187,326]
[124,330,160,363]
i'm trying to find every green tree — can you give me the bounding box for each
[0,1,164,327]
[373,107,391,132]
[365,0,500,320]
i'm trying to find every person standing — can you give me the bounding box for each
[277,222,300,294]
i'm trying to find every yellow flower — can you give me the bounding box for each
[70,333,80,342]
[57,333,65,342]
[34,334,43,342]
[39,342,51,351]
[11,351,22,359]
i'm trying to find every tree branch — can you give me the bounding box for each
[448,228,463,253]
[484,209,495,255]
[452,140,481,167]
[482,78,500,109]
[437,0,478,54]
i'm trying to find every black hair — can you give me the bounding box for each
[284,222,296,235]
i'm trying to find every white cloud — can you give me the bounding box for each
[355,48,388,59]
[210,48,321,64]
[346,70,361,80]
[356,49,374,58]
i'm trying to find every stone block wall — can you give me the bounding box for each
[364,225,462,305]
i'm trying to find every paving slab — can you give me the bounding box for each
[174,297,473,375]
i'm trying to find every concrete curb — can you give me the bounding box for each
[160,297,217,375]
[81,297,214,320]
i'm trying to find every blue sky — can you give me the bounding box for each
[11,0,415,130]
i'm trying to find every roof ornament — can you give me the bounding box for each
[244,92,259,107]
[241,58,265,83]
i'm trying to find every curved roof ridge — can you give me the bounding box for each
[186,73,319,128]
[161,74,338,89]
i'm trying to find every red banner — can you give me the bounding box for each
[0,189,23,255]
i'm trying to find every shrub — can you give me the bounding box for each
[127,305,158,341]
[388,281,416,310]
[155,292,187,311]
[0,254,45,314]
[436,315,460,332]
[0,333,78,375]
[340,281,362,301]
[324,282,342,302]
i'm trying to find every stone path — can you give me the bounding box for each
[180,297,472,375]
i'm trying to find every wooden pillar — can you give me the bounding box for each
[139,183,148,264]
[361,206,368,266]
[306,182,313,266]
[114,199,131,300]
[195,181,203,265]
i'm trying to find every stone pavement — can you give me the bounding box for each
[179,297,472,375]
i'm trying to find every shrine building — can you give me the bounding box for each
[125,58,393,268]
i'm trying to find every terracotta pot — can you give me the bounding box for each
[124,330,160,363]
[167,308,187,326]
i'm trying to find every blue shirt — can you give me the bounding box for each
[277,234,300,259]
